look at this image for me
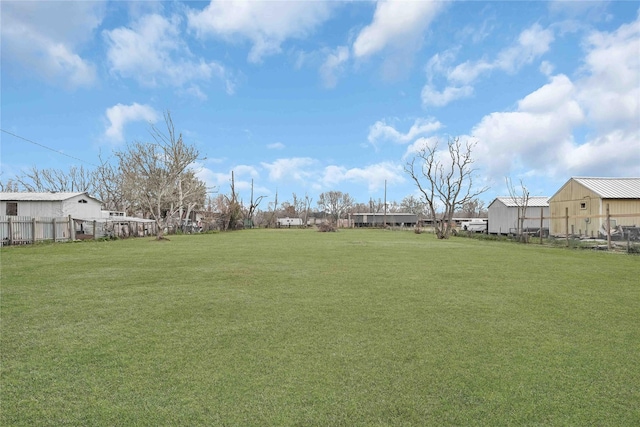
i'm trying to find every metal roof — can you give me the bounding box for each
[489,196,549,208]
[0,192,102,203]
[571,177,640,199]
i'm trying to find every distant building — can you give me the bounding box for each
[277,217,303,227]
[487,196,550,235]
[351,213,418,227]
[548,177,640,237]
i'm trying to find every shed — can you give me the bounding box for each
[351,213,418,227]
[548,177,640,237]
[277,217,303,227]
[0,192,103,219]
[488,196,550,235]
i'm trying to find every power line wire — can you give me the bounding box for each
[1,128,97,167]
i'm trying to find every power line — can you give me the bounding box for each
[1,128,97,167]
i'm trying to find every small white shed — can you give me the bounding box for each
[277,217,303,227]
[0,192,103,219]
[488,196,549,235]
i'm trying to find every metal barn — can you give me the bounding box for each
[487,196,550,235]
[351,213,418,227]
[548,177,640,237]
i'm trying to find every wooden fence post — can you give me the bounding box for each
[32,217,37,244]
[93,220,97,240]
[606,203,611,250]
[565,207,569,247]
[52,217,57,242]
[8,217,13,246]
[69,215,75,241]
[540,207,544,245]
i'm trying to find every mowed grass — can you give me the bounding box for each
[1,229,638,426]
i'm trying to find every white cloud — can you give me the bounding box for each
[424,23,555,106]
[472,74,584,176]
[558,130,640,177]
[421,84,474,107]
[188,0,333,63]
[322,162,405,192]
[267,142,285,150]
[496,24,555,73]
[261,158,318,182]
[368,118,442,146]
[320,46,350,88]
[1,1,104,88]
[577,15,640,134]
[451,24,554,84]
[466,15,640,182]
[539,60,555,76]
[104,14,234,94]
[404,136,442,159]
[104,103,160,143]
[352,0,445,59]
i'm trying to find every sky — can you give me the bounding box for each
[1,0,639,209]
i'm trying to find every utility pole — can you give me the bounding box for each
[383,179,387,228]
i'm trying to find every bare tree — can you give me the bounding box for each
[506,177,530,243]
[94,153,128,212]
[457,198,487,218]
[178,170,207,229]
[317,191,354,223]
[13,165,95,193]
[264,189,279,228]
[0,178,21,192]
[404,137,488,239]
[400,195,430,217]
[221,171,242,230]
[115,111,199,239]
[150,111,201,227]
[302,193,313,227]
[245,179,265,228]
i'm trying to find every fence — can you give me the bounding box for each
[1,216,74,245]
[518,205,640,249]
[1,216,159,246]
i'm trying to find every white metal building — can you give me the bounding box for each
[487,196,550,235]
[0,192,103,219]
[277,217,303,227]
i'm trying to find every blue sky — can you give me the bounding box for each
[2,0,639,208]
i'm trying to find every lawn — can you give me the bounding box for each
[1,229,638,426]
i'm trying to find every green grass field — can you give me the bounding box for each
[1,229,638,426]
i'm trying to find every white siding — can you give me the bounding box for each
[1,200,64,217]
[61,194,102,219]
[1,194,102,219]
[488,200,549,234]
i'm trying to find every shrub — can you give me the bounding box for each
[317,222,336,232]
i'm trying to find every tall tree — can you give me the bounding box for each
[178,170,207,229]
[317,191,354,223]
[404,137,488,239]
[94,153,127,212]
[115,111,199,239]
[245,179,265,228]
[400,195,430,217]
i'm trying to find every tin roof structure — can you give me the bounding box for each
[0,192,102,202]
[571,177,640,199]
[489,196,549,208]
